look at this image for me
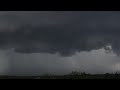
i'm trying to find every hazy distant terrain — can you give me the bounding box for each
[1,72,120,79]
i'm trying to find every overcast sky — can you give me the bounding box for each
[0,11,120,75]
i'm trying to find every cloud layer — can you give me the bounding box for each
[0,12,120,75]
[0,11,120,56]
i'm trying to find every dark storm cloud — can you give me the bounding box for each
[0,11,120,56]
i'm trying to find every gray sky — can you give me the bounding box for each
[0,11,120,75]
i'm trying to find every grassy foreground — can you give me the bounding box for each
[1,72,120,79]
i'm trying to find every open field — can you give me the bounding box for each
[1,72,120,79]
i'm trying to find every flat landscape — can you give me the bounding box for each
[1,72,120,79]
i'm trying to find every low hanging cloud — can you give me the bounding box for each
[0,11,120,56]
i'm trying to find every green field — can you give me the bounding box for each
[1,71,120,79]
